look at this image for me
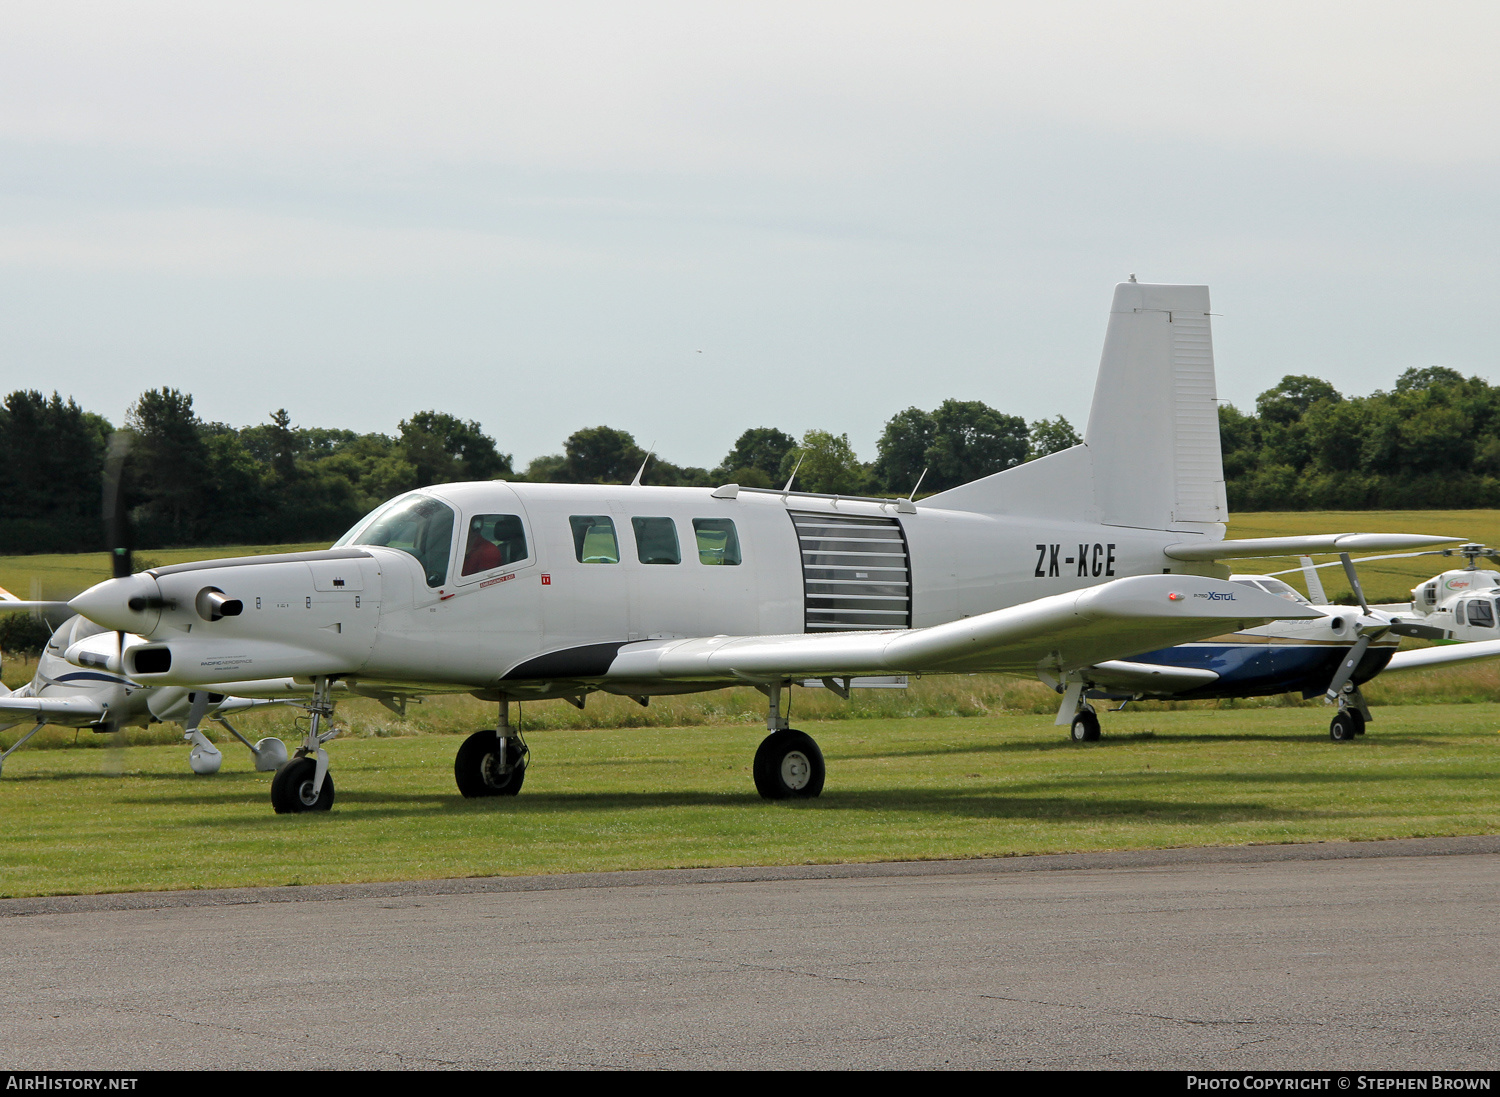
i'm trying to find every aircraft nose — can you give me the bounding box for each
[69,574,169,635]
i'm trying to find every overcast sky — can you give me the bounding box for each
[1,1,1496,470]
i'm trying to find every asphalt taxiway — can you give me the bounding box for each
[5,836,1498,1070]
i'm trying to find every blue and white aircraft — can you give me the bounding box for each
[1049,562,1500,742]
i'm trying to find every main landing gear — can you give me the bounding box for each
[455,700,528,797]
[1329,685,1370,742]
[271,675,338,814]
[752,682,825,799]
[1055,676,1103,742]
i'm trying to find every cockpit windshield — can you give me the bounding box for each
[1230,576,1312,605]
[343,494,455,588]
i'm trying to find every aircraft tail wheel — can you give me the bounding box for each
[252,737,288,772]
[455,730,527,798]
[1329,712,1360,742]
[752,729,825,800]
[1070,708,1101,742]
[270,757,335,813]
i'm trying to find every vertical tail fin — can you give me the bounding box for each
[922,281,1227,533]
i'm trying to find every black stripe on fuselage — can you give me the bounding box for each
[502,642,629,681]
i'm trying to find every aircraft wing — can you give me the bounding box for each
[1080,659,1220,694]
[1382,639,1500,674]
[0,696,107,724]
[604,575,1319,683]
[1163,533,1459,561]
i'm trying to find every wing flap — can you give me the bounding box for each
[607,574,1320,682]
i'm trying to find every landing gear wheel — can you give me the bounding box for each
[1070,707,1101,742]
[455,730,527,798]
[1329,711,1361,742]
[753,729,825,800]
[270,757,335,813]
[1349,709,1367,736]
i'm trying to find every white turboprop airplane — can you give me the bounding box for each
[0,598,292,777]
[64,282,1458,813]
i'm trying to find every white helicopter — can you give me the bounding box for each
[65,282,1458,813]
[0,591,292,776]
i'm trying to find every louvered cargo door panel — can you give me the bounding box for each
[790,511,911,633]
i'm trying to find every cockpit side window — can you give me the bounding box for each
[1468,599,1495,628]
[1423,583,1438,607]
[352,495,456,588]
[462,514,528,576]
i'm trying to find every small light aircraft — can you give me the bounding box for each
[0,593,291,776]
[65,282,1459,812]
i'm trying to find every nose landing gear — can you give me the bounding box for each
[272,676,337,814]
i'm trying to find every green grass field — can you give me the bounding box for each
[1,704,1496,898]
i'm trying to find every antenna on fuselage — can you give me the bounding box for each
[781,453,804,496]
[909,467,928,499]
[630,444,656,488]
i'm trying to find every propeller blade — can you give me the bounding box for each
[102,432,133,580]
[1324,632,1374,703]
[1339,553,1371,615]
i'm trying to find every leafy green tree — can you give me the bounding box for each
[562,426,644,483]
[717,427,796,480]
[779,430,866,494]
[0,391,113,553]
[397,411,510,487]
[1027,416,1080,460]
[871,407,934,493]
[127,388,215,545]
[1256,375,1342,426]
[924,399,1028,492]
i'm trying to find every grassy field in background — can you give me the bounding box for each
[0,704,1496,898]
[0,543,328,602]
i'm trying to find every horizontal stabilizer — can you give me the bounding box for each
[1164,533,1462,562]
[607,575,1320,682]
[1383,639,1500,674]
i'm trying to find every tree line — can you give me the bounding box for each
[0,365,1494,554]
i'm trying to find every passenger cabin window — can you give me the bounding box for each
[632,517,680,564]
[1468,599,1495,628]
[352,494,455,588]
[570,516,620,563]
[692,518,741,565]
[462,514,528,576]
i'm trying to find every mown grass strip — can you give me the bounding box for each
[1,704,1496,899]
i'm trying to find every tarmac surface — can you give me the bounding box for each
[5,835,1499,1070]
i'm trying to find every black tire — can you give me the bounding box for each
[1329,711,1360,742]
[455,730,527,798]
[752,729,825,800]
[1350,709,1367,736]
[1070,708,1101,742]
[270,757,335,813]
